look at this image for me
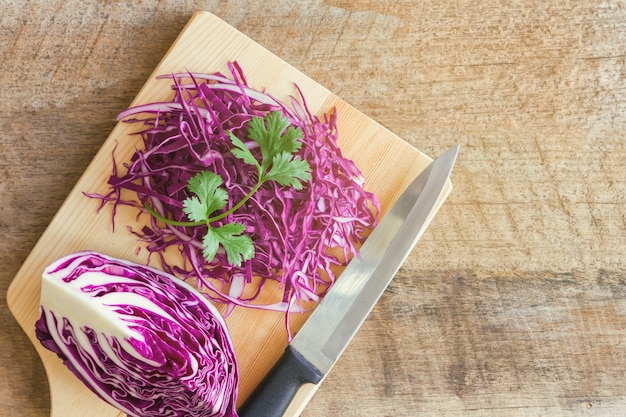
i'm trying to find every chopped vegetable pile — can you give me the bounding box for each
[88,62,379,328]
[36,251,239,417]
[145,110,312,268]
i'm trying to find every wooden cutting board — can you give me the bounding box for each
[7,11,451,417]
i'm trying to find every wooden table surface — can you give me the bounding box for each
[2,1,625,416]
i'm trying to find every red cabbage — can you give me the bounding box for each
[35,251,239,417]
[88,62,379,329]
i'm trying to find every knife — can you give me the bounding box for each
[238,144,460,417]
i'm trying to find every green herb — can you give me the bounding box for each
[145,111,311,266]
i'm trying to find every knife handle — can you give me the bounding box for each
[238,345,324,417]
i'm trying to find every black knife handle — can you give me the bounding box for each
[238,345,324,417]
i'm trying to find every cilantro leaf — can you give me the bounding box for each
[228,131,260,169]
[264,152,312,190]
[182,196,210,223]
[201,228,221,263]
[203,222,254,266]
[182,171,228,222]
[247,111,304,170]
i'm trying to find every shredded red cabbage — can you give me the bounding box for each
[88,62,379,328]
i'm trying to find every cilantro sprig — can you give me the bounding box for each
[144,111,311,266]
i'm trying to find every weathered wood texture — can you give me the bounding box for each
[1,1,625,417]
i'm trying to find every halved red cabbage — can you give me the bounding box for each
[35,251,239,417]
[88,62,379,331]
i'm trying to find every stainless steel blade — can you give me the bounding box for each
[291,144,459,375]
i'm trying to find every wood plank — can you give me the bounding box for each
[306,269,626,416]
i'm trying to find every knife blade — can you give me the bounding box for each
[238,144,460,417]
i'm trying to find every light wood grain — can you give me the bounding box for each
[2,1,626,417]
[5,11,447,417]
